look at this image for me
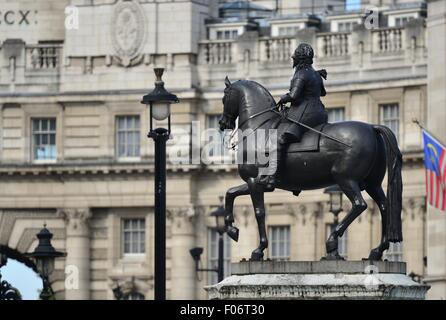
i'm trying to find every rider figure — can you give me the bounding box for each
[259,43,328,188]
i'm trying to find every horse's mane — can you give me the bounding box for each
[232,80,276,112]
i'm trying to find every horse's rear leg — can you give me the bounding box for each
[248,178,268,261]
[365,185,389,260]
[225,183,250,242]
[326,179,367,260]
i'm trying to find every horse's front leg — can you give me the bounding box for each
[247,178,268,261]
[225,183,250,242]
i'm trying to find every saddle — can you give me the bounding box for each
[266,118,326,153]
[287,123,326,153]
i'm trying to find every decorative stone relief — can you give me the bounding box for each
[403,197,426,222]
[167,205,197,229]
[290,202,323,226]
[111,0,146,67]
[57,208,92,237]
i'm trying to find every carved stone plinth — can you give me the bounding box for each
[205,261,429,300]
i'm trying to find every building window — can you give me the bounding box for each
[122,218,145,255]
[116,115,140,158]
[380,103,399,139]
[384,242,403,262]
[268,226,290,261]
[326,224,348,259]
[327,107,345,123]
[395,16,413,27]
[206,114,225,158]
[278,26,299,37]
[216,29,238,40]
[32,118,57,161]
[124,292,145,300]
[338,21,357,32]
[207,114,221,130]
[208,228,231,284]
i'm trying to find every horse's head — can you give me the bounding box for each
[219,76,238,131]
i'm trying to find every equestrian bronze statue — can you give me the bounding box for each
[218,43,403,261]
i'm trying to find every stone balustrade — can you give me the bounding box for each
[25,44,62,71]
[317,32,350,58]
[198,26,416,66]
[196,22,426,92]
[259,37,298,62]
[372,27,404,53]
[198,39,235,65]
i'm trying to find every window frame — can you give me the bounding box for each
[115,115,141,161]
[268,225,291,261]
[204,114,232,163]
[327,107,345,123]
[207,227,232,285]
[121,217,146,257]
[31,117,57,163]
[379,103,400,141]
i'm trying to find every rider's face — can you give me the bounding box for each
[292,57,298,68]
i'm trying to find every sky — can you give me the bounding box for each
[346,0,361,10]
[1,259,41,300]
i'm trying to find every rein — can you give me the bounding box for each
[225,107,280,150]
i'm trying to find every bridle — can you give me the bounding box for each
[222,87,282,150]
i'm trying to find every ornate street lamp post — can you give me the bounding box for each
[141,68,179,300]
[324,185,343,227]
[210,202,226,282]
[190,199,227,282]
[27,225,66,300]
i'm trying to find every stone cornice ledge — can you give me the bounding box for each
[0,162,201,177]
[0,151,422,177]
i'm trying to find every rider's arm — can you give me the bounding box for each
[279,76,305,104]
[321,81,326,97]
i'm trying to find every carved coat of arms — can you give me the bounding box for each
[111,0,146,67]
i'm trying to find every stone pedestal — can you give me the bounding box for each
[206,261,429,300]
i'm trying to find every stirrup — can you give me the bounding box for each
[256,175,277,188]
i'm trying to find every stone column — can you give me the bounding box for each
[168,205,197,299]
[58,208,92,300]
[426,0,446,300]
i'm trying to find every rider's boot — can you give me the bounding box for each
[257,135,287,188]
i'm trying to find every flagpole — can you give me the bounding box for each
[412,118,446,146]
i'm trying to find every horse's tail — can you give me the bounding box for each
[373,125,403,242]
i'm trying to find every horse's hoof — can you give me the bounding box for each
[250,251,264,261]
[227,226,239,242]
[367,249,383,261]
[325,239,338,253]
[323,252,344,261]
[292,190,301,197]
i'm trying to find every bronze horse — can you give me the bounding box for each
[218,77,403,261]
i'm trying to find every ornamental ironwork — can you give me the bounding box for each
[0,273,22,300]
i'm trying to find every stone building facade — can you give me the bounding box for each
[0,0,439,299]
